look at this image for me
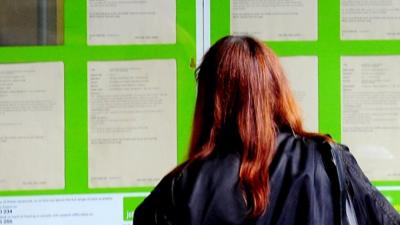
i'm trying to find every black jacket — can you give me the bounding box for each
[134,130,400,225]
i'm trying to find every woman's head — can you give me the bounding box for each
[191,35,304,155]
[188,35,318,217]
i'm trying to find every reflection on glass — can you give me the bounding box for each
[0,0,63,46]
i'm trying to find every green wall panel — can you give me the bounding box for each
[0,0,196,196]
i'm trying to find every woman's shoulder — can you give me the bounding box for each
[134,150,246,225]
[174,150,242,202]
[275,129,332,162]
[182,150,241,182]
[270,130,336,193]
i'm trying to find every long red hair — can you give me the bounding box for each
[185,36,329,217]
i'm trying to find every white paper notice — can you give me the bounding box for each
[0,193,148,225]
[88,0,176,45]
[280,56,319,132]
[88,59,177,187]
[341,0,400,40]
[230,0,317,41]
[0,62,64,190]
[342,56,400,180]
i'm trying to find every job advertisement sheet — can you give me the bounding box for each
[280,56,319,132]
[0,193,147,225]
[341,56,400,180]
[0,62,64,190]
[88,59,177,187]
[231,0,317,41]
[88,0,176,45]
[341,0,400,40]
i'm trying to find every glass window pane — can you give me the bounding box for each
[0,0,63,46]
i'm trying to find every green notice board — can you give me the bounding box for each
[0,0,196,224]
[211,0,400,211]
[0,0,399,223]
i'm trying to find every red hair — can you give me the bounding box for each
[185,36,329,217]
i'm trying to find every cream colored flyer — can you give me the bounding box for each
[231,0,317,41]
[88,59,177,187]
[341,0,400,40]
[341,56,400,180]
[88,0,176,45]
[0,62,65,190]
[280,56,319,132]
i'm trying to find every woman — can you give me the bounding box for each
[134,36,400,225]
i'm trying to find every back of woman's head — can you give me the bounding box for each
[188,35,311,217]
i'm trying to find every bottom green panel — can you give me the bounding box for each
[123,196,145,221]
[381,191,400,212]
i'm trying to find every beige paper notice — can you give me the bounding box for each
[280,56,319,132]
[342,56,400,180]
[0,62,64,190]
[341,0,400,40]
[231,0,317,41]
[87,0,176,45]
[88,59,177,187]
